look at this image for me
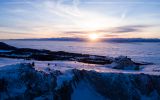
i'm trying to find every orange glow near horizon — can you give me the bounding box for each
[88,33,99,41]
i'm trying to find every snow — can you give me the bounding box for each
[0,57,160,75]
[0,58,24,67]
[72,81,106,100]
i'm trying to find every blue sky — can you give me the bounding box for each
[0,0,160,39]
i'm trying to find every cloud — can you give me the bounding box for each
[40,0,81,18]
[83,1,160,5]
[0,0,159,39]
[0,30,33,35]
[59,24,154,38]
[110,25,143,33]
[63,31,85,34]
[61,25,153,37]
[97,25,152,34]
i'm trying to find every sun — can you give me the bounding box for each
[89,33,99,41]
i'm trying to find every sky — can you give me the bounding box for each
[0,0,160,39]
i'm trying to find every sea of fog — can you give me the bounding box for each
[3,40,160,65]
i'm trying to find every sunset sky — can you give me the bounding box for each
[0,0,160,39]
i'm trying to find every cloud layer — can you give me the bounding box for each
[0,0,160,39]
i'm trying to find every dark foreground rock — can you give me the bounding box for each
[0,64,160,100]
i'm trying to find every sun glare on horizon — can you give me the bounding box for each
[89,33,99,41]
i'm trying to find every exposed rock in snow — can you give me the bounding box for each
[110,56,139,70]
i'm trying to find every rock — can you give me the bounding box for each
[111,56,139,70]
[0,42,17,50]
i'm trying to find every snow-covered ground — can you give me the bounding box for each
[0,58,24,67]
[0,58,160,75]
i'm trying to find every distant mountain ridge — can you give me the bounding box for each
[104,38,160,43]
[4,38,160,43]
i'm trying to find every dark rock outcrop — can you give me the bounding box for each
[112,56,139,70]
[0,42,113,64]
[0,42,17,50]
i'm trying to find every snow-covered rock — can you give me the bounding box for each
[0,63,160,100]
[111,56,139,70]
[0,63,58,100]
[72,70,160,100]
